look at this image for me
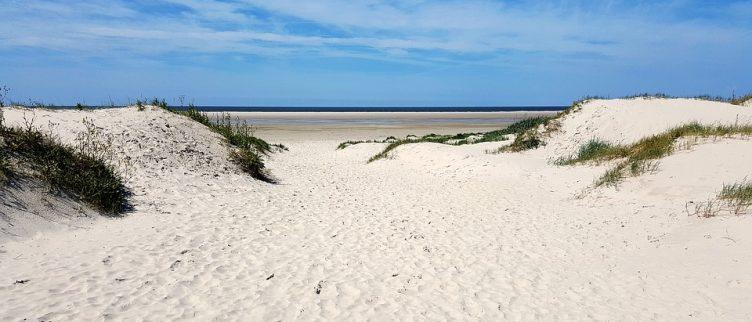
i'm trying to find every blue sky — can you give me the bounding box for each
[1,0,751,106]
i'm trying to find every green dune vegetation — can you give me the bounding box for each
[556,123,752,187]
[0,110,131,215]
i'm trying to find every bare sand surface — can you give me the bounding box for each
[1,100,752,320]
[214,111,555,141]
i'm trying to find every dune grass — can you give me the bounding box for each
[719,180,752,215]
[731,94,752,106]
[0,139,8,183]
[555,139,627,166]
[337,139,392,150]
[340,116,558,162]
[0,109,5,182]
[490,116,555,153]
[0,115,131,215]
[177,105,285,182]
[691,180,752,218]
[558,123,752,187]
[0,85,9,108]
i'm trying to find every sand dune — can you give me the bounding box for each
[1,99,752,320]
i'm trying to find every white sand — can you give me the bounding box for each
[1,99,752,320]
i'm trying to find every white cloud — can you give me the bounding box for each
[0,0,749,66]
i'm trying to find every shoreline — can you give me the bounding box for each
[210,110,558,119]
[213,111,557,141]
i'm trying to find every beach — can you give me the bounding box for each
[2,98,752,320]
[212,111,556,141]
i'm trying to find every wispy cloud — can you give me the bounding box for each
[1,0,750,105]
[2,0,750,65]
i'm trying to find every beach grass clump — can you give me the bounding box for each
[354,116,556,162]
[0,117,131,215]
[502,132,543,152]
[558,122,752,187]
[494,116,555,153]
[0,147,8,183]
[0,110,8,183]
[718,180,752,214]
[175,105,284,182]
[731,93,752,106]
[367,140,411,162]
[623,93,674,100]
[594,165,624,187]
[211,112,275,154]
[340,116,555,156]
[557,96,606,117]
[555,139,627,165]
[501,116,553,135]
[693,180,752,218]
[134,99,146,111]
[151,98,169,110]
[0,85,9,107]
[338,140,379,150]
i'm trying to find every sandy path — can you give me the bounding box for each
[1,103,752,320]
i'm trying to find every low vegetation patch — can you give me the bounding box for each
[339,116,557,162]
[0,113,131,215]
[731,94,752,106]
[558,123,752,187]
[719,180,752,215]
[555,139,627,166]
[490,116,555,153]
[0,142,8,183]
[689,180,752,218]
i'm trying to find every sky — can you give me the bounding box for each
[0,0,751,107]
